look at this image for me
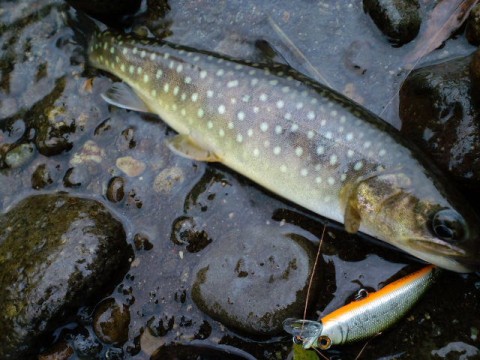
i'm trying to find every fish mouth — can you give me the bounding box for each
[409,238,467,257]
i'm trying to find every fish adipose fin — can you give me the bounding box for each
[101,82,150,113]
[166,135,221,162]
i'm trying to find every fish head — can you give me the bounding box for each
[348,169,480,272]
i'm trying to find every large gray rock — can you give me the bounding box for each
[191,225,318,336]
[0,193,132,359]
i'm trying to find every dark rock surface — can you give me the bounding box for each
[192,226,318,335]
[0,193,132,359]
[399,55,480,197]
[364,0,421,45]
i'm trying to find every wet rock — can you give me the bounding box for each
[116,156,146,177]
[31,163,54,190]
[106,176,126,203]
[38,342,74,360]
[171,216,212,253]
[191,226,317,335]
[466,4,480,45]
[133,233,154,251]
[62,166,84,188]
[150,341,256,360]
[399,56,480,196]
[153,166,185,193]
[364,0,421,45]
[4,143,35,168]
[67,0,142,24]
[0,193,132,359]
[93,298,130,345]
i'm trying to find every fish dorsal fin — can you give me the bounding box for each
[166,135,221,162]
[101,82,150,113]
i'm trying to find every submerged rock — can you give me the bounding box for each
[0,193,132,359]
[191,225,318,335]
[364,0,421,45]
[399,55,480,196]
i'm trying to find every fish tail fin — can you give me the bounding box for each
[63,7,106,50]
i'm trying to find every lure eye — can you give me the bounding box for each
[318,335,332,350]
[431,209,466,242]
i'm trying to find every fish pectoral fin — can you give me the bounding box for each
[101,82,150,113]
[344,197,361,233]
[166,135,221,162]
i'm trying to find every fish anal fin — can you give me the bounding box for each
[101,82,150,113]
[166,135,221,162]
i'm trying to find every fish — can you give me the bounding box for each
[87,29,480,272]
[283,265,439,349]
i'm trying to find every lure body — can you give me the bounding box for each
[88,30,480,272]
[283,265,438,349]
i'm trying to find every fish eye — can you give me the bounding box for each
[431,209,466,242]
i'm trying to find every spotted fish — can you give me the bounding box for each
[88,30,480,272]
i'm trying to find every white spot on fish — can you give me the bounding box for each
[200,70,207,79]
[275,125,282,134]
[260,122,269,132]
[185,77,192,84]
[276,100,284,109]
[140,50,146,58]
[156,69,163,79]
[177,64,183,73]
[327,177,335,185]
[284,113,292,120]
[219,129,225,137]
[325,131,333,139]
[295,147,303,157]
[307,131,315,139]
[253,107,259,114]
[236,134,243,143]
[364,141,371,148]
[346,133,354,141]
[247,128,253,137]
[296,102,303,110]
[197,108,204,118]
[329,154,337,166]
[143,74,149,83]
[228,122,234,129]
[151,89,157,97]
[273,146,281,155]
[242,95,250,102]
[137,67,143,75]
[251,78,259,86]
[181,93,187,101]
[207,121,213,129]
[316,146,325,155]
[330,110,337,117]
[280,164,287,173]
[315,177,322,184]
[264,140,270,148]
[237,111,245,121]
[259,93,268,102]
[269,80,278,86]
[379,149,386,156]
[120,64,125,72]
[132,47,138,54]
[191,93,199,102]
[341,173,347,182]
[307,111,315,120]
[340,115,346,124]
[300,168,308,177]
[354,161,364,171]
[164,83,169,93]
[253,148,260,157]
[227,80,239,88]
[129,65,134,74]
[282,86,290,93]
[122,48,128,55]
[150,53,156,61]
[173,86,179,96]
[216,69,225,76]
[347,149,355,158]
[207,90,214,98]
[218,105,226,114]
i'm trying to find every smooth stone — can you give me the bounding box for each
[0,193,132,359]
[191,225,317,335]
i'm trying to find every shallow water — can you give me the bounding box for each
[0,0,479,359]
